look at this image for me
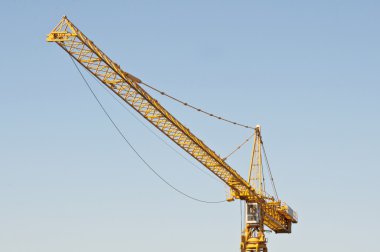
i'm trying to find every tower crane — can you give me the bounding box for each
[46,16,298,252]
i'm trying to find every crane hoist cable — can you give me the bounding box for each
[103,78,259,195]
[262,143,279,201]
[70,57,226,204]
[223,132,255,161]
[89,65,255,163]
[140,80,257,160]
[92,75,224,185]
[140,81,255,130]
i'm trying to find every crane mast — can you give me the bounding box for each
[47,16,298,252]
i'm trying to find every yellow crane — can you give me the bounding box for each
[46,16,298,252]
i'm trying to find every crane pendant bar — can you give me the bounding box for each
[47,16,296,234]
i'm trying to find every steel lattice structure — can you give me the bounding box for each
[47,16,298,251]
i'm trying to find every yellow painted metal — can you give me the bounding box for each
[46,16,296,236]
[241,228,268,252]
[242,127,270,251]
[248,126,264,196]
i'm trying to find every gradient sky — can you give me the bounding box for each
[1,1,379,251]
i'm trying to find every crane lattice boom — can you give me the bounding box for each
[47,16,297,250]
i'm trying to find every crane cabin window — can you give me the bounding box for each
[246,203,260,225]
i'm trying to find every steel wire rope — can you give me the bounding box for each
[223,132,255,161]
[140,81,255,130]
[89,75,224,185]
[261,142,279,201]
[70,57,226,204]
[100,78,252,178]
[88,67,252,179]
[139,81,256,160]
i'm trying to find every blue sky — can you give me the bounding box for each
[1,1,379,251]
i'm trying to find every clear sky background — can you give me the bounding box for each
[1,1,379,251]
